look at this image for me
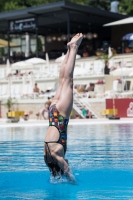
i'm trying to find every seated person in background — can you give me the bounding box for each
[86,83,95,92]
[110,61,122,72]
[86,111,93,119]
[33,83,40,93]
[75,114,81,119]
[24,111,33,121]
[36,105,48,120]
[104,61,110,75]
[81,106,87,117]
[40,90,45,94]
[45,97,52,110]
[73,85,78,93]
[77,85,83,93]
[13,70,19,76]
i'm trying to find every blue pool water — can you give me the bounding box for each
[0,123,133,199]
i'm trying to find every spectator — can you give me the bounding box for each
[23,111,33,121]
[75,114,81,119]
[86,83,95,92]
[74,85,78,93]
[86,111,93,119]
[81,106,87,117]
[33,83,40,93]
[45,97,52,110]
[104,61,110,75]
[13,70,19,76]
[36,105,48,120]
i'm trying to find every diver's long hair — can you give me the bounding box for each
[47,162,64,177]
[44,155,64,177]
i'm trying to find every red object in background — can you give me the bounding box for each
[106,98,133,118]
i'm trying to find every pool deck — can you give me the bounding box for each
[0,118,132,127]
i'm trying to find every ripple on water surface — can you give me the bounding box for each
[0,124,133,199]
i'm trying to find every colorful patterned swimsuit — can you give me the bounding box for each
[45,104,69,154]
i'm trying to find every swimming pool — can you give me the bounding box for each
[0,123,133,199]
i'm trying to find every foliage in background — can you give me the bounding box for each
[119,0,133,15]
[2,97,17,111]
[38,37,43,51]
[96,52,116,63]
[88,0,111,10]
[0,0,60,11]
[0,0,132,15]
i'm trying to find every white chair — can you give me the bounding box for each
[14,85,21,98]
[96,80,119,99]
[1,85,8,98]
[74,68,83,76]
[93,60,104,75]
[113,80,119,92]
[27,84,34,98]
[0,69,5,79]
[21,84,29,98]
[84,62,93,75]
[52,64,59,76]
[6,68,11,76]
[10,85,15,98]
[34,73,41,79]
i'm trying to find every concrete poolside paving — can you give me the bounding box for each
[0,118,132,127]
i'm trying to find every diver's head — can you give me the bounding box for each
[47,162,64,177]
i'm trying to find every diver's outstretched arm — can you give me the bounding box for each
[53,153,76,184]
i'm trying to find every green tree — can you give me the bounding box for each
[119,0,133,15]
[1,0,132,16]
[0,0,60,12]
[68,0,88,5]
[4,1,24,11]
[38,37,43,51]
[88,0,111,10]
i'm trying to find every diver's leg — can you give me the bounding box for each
[56,33,83,118]
[51,49,70,104]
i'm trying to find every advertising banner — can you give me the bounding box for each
[9,18,36,32]
[106,98,133,118]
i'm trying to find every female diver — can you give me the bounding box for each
[44,33,83,183]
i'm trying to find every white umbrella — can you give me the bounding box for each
[6,59,11,76]
[110,67,133,76]
[28,74,34,94]
[108,47,112,58]
[55,54,81,63]
[8,76,12,97]
[25,57,46,64]
[45,53,50,68]
[22,75,27,85]
[103,17,133,27]
[25,33,30,58]
[122,33,133,41]
[12,61,33,68]
[29,73,34,86]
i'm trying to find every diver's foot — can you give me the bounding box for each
[67,33,83,48]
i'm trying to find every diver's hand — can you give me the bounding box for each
[65,171,76,184]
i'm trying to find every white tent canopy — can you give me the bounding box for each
[12,61,33,68]
[103,17,133,27]
[25,57,46,64]
[55,54,81,63]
